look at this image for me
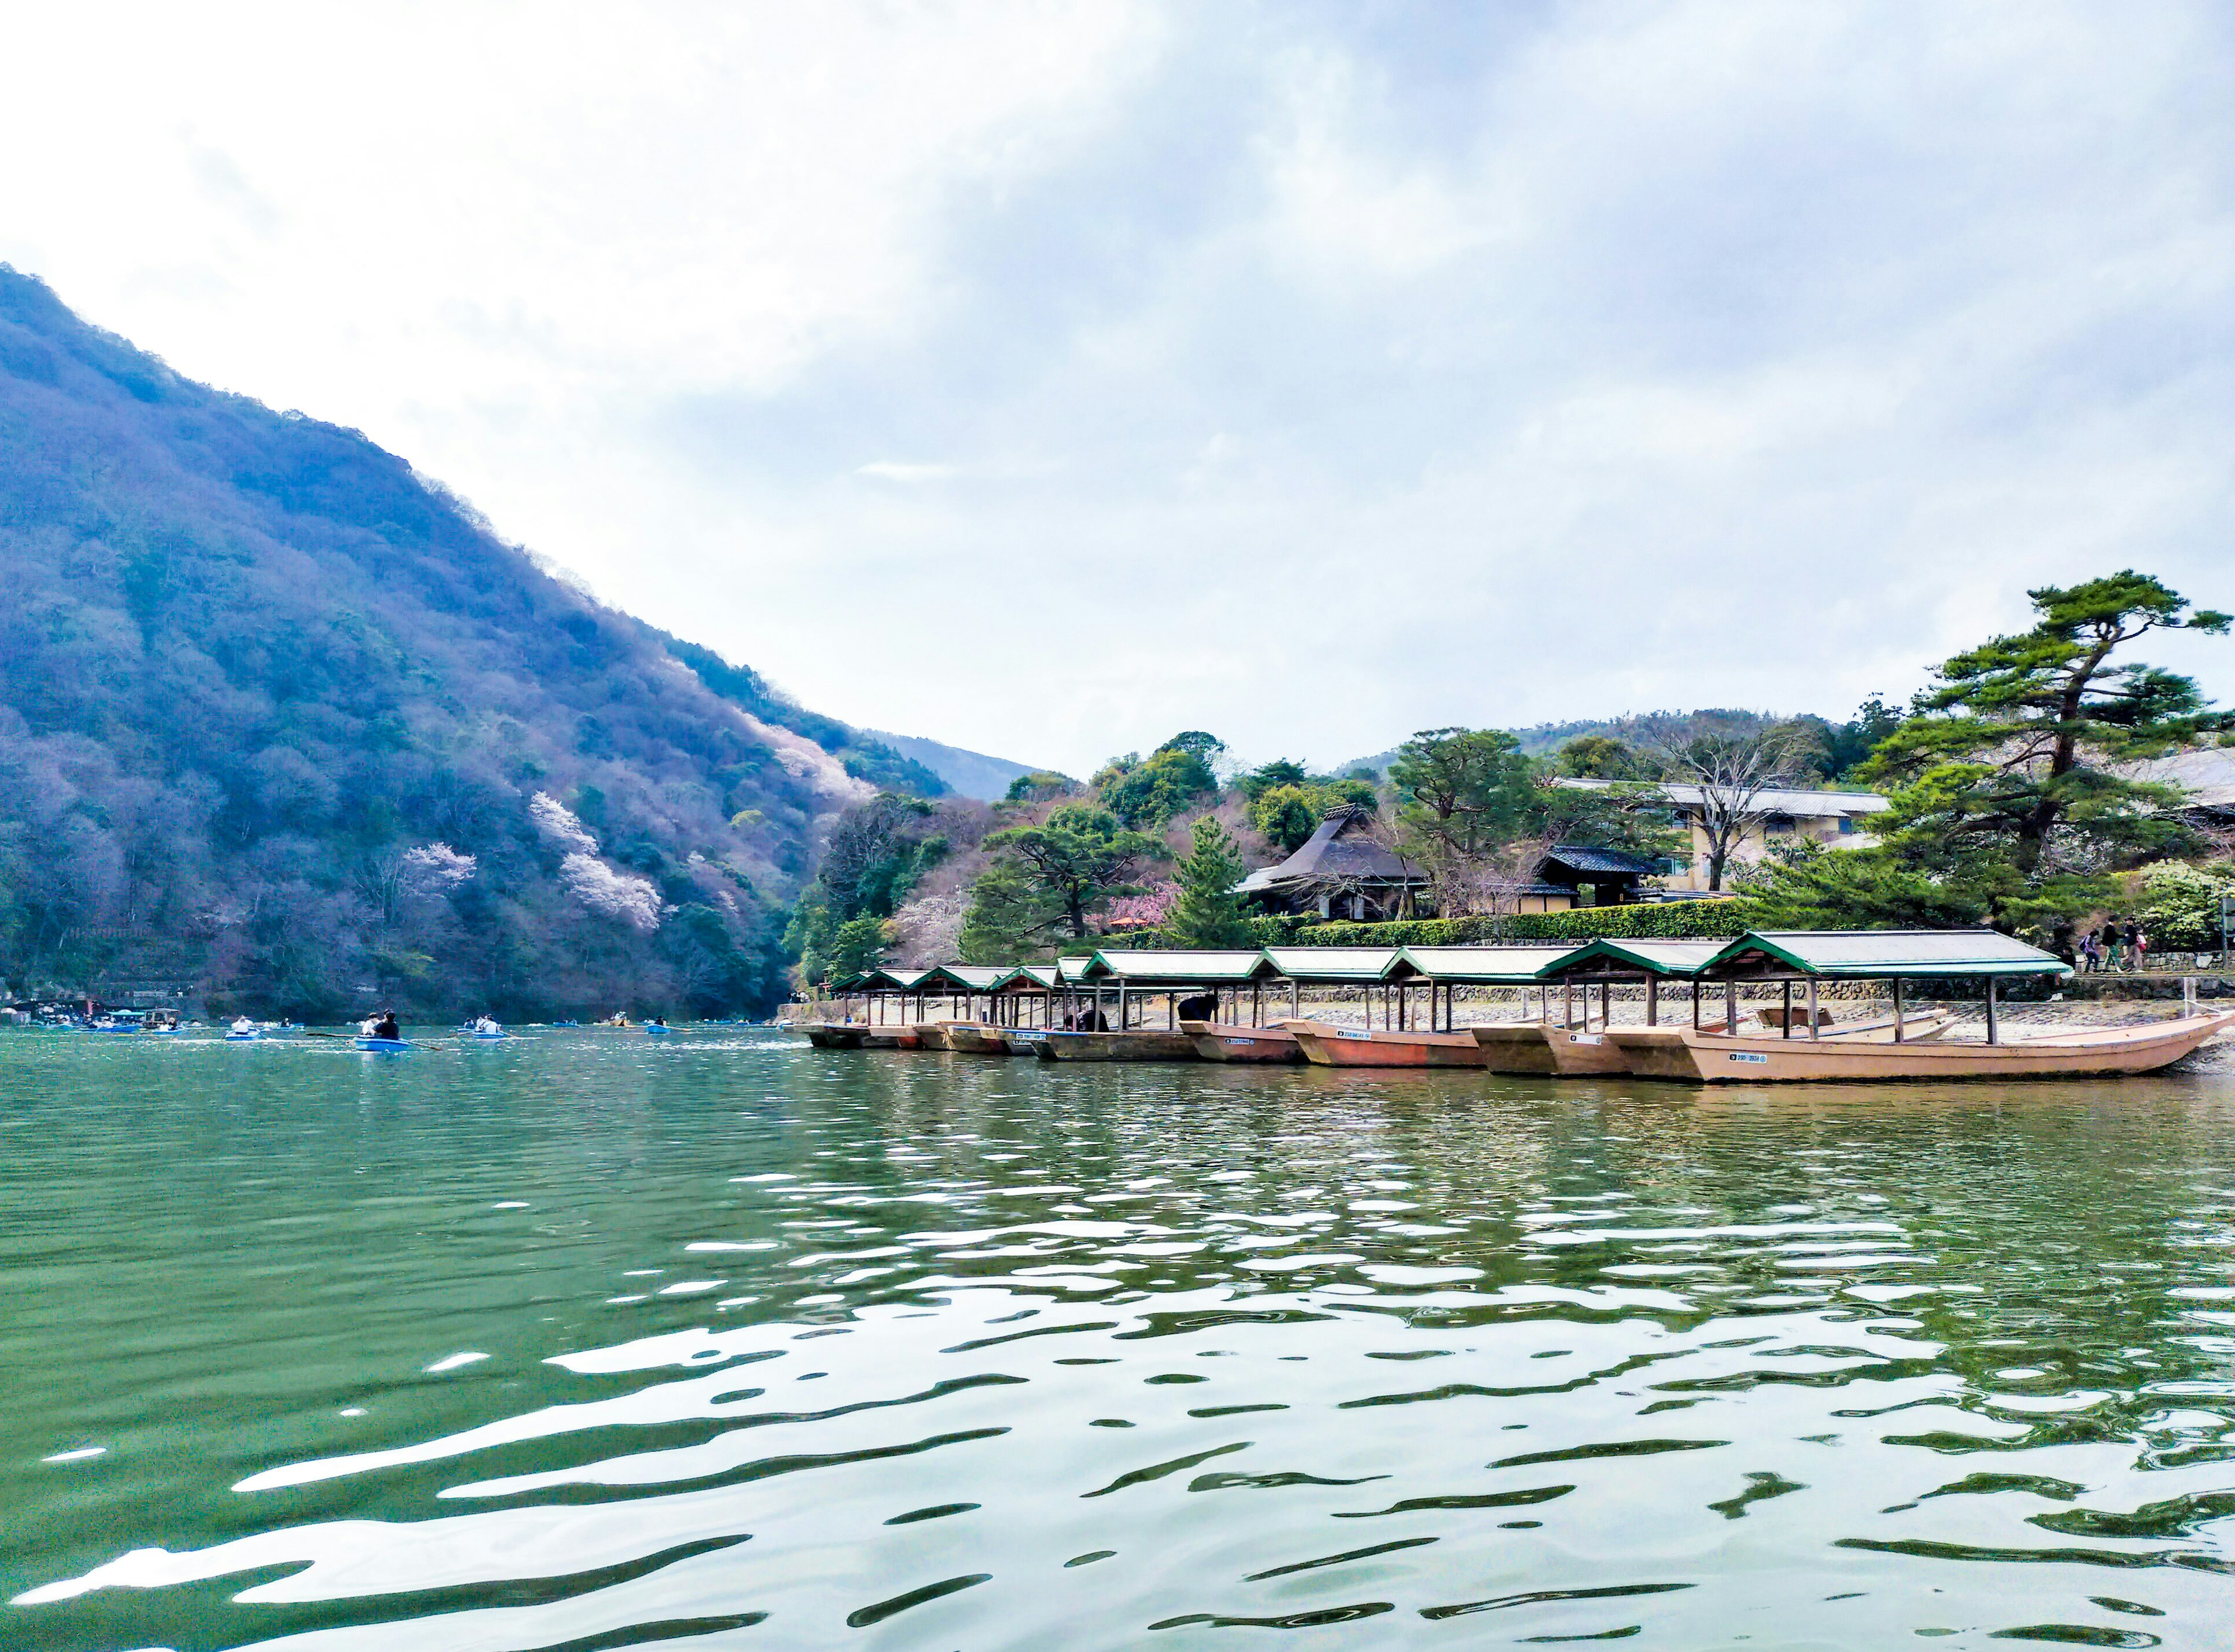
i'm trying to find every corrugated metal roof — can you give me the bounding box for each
[1260,946,1404,982]
[930,965,1011,992]
[1056,956,1097,983]
[862,966,936,990]
[1080,949,1276,985]
[1702,930,2071,979]
[1007,965,1063,988]
[1537,938,1727,979]
[1397,945,1583,983]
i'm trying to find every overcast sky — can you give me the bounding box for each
[4,2,2232,775]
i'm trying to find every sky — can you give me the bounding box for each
[3,1,2232,777]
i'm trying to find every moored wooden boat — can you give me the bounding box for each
[1467,1022,1565,1075]
[1000,1030,1050,1055]
[858,1026,920,1051]
[1544,1025,1627,1076]
[1284,1020,1486,1068]
[1031,1029,1200,1062]
[1678,1009,2235,1083]
[1180,1020,1304,1064]
[913,1022,963,1051]
[945,1025,1013,1055]
[801,1023,870,1050]
[1596,1010,1960,1080]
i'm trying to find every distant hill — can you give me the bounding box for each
[860,730,1037,800]
[1340,709,1787,777]
[0,266,929,1020]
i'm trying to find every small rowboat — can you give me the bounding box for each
[354,1036,411,1053]
[1181,1020,1304,1064]
[224,1030,261,1043]
[644,1024,672,1037]
[1283,1020,1485,1068]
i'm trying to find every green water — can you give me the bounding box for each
[3,1030,2233,1650]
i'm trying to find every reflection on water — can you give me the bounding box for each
[2,1031,2232,1649]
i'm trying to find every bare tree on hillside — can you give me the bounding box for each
[1650,725,1811,892]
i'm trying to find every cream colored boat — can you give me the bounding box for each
[1676,1009,2235,1083]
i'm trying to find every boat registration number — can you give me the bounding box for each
[1570,1033,1602,1045]
[1337,1029,1373,1040]
[1013,1030,1046,1040]
[1727,1051,1769,1065]
[1224,1038,1255,1047]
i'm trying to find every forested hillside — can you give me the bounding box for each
[0,267,931,1019]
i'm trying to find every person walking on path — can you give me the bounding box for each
[2080,930,2100,973]
[2131,922,2149,973]
[2104,921,2125,972]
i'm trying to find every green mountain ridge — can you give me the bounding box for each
[0,267,942,1019]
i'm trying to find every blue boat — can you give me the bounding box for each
[354,1037,412,1053]
[644,1024,671,1037]
[224,1030,261,1043]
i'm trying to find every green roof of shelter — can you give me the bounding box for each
[1258,946,1404,983]
[867,966,936,990]
[1007,964,1063,989]
[1079,949,1278,986]
[1700,929,2072,980]
[1535,938,1728,980]
[1396,945,1584,983]
[1055,956,1098,983]
[924,965,1011,992]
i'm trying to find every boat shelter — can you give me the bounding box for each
[1695,929,2072,1043]
[1077,949,1280,1028]
[1534,938,1728,1031]
[1396,945,1585,1030]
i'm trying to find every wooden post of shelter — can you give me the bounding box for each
[1806,979,1819,1040]
[1985,977,1999,1045]
[1892,977,1904,1042]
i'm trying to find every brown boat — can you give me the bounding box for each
[1284,1020,1487,1068]
[800,1023,868,1050]
[1031,1029,1200,1062]
[1677,1009,2235,1083]
[1468,1022,1566,1075]
[945,1025,1013,1055]
[858,1026,921,1051]
[1180,1020,1304,1064]
[1596,1011,1959,1080]
[913,1022,960,1051]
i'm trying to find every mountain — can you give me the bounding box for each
[1339,709,1789,776]
[0,267,926,1020]
[859,730,1038,800]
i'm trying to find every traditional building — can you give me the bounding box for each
[1233,807,1430,920]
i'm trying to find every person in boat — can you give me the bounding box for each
[474,1014,501,1034]
[1176,992,1219,1023]
[651,1015,668,1029]
[231,1015,256,1035]
[371,1011,401,1041]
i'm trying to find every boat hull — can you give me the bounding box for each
[914,1023,962,1051]
[801,1023,870,1050]
[1182,1021,1304,1064]
[1467,1023,1563,1075]
[945,1026,1013,1055]
[1679,1011,2235,1083]
[858,1027,920,1051]
[354,1037,411,1052]
[1545,1027,1629,1075]
[1285,1021,1486,1068]
[1033,1030,1200,1062]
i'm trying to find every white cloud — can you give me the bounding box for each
[4,2,2232,774]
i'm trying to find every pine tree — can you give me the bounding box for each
[1165,817,1251,948]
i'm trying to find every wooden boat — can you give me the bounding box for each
[1180,1020,1304,1064]
[1284,1020,1486,1068]
[914,1022,963,1051]
[800,1023,869,1050]
[945,1025,1013,1055]
[1677,1009,2235,1083]
[1590,1010,1958,1079]
[999,1030,1051,1055]
[353,1036,411,1053]
[1544,1025,1628,1076]
[858,1027,920,1051]
[1468,1022,1565,1075]
[1031,1029,1200,1062]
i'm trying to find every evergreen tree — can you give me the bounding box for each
[1166,817,1251,948]
[1864,571,2229,880]
[981,805,1167,937]
[957,859,1061,963]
